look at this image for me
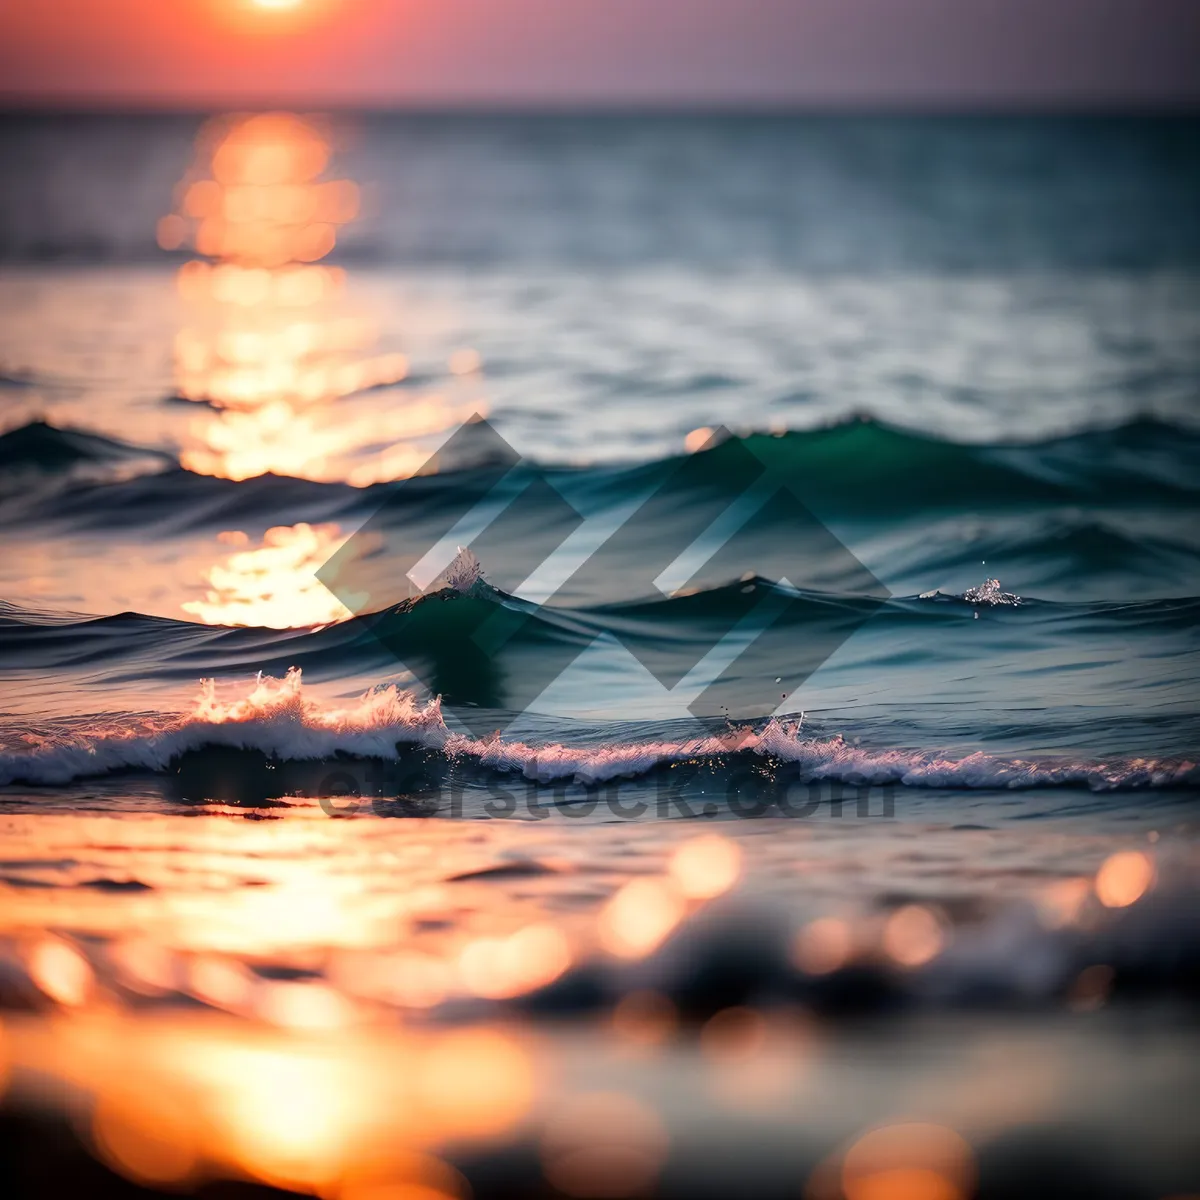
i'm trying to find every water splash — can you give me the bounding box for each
[433,546,485,595]
[963,577,1022,607]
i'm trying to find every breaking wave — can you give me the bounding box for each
[1,667,1195,791]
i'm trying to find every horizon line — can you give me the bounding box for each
[3,93,1200,118]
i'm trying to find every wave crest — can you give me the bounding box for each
[1,669,1195,792]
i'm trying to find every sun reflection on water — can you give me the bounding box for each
[182,520,356,627]
[165,112,482,492]
[38,1017,533,1196]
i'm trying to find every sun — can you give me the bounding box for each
[222,0,336,30]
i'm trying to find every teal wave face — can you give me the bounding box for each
[5,414,1197,501]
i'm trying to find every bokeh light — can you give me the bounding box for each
[28,937,94,1007]
[1094,850,1155,908]
[881,905,946,968]
[668,833,742,900]
[611,990,679,1049]
[700,1006,767,1063]
[92,1089,200,1190]
[541,1091,669,1199]
[598,878,686,959]
[458,922,572,1000]
[793,916,854,975]
[840,1123,976,1200]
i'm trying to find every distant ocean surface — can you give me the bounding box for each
[0,120,1198,1178]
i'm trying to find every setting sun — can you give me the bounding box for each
[223,0,339,37]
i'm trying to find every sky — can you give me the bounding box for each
[0,0,1198,109]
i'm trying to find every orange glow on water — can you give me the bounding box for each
[92,1089,200,1189]
[598,878,685,960]
[668,833,741,900]
[202,1042,364,1190]
[28,937,94,1007]
[699,1006,767,1063]
[199,114,338,261]
[414,1028,535,1142]
[256,980,353,1030]
[177,390,468,485]
[339,1154,472,1200]
[6,1013,536,1196]
[188,956,256,1012]
[1094,850,1155,908]
[166,113,481,487]
[181,521,354,627]
[175,261,347,312]
[331,950,453,1010]
[840,1123,976,1200]
[110,939,179,996]
[610,990,678,1048]
[881,905,945,968]
[540,1091,669,1199]
[793,916,854,975]
[1037,876,1092,928]
[458,923,572,1000]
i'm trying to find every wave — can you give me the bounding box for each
[4,416,1198,531]
[0,666,1195,790]
[712,416,1200,510]
[881,514,1200,593]
[1,580,1197,680]
[5,464,366,532]
[0,419,172,476]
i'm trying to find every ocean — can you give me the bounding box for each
[0,112,1198,1199]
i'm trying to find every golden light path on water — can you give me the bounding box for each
[166,112,483,485]
[158,111,490,628]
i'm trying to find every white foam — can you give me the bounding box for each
[0,669,1194,791]
[0,669,449,786]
